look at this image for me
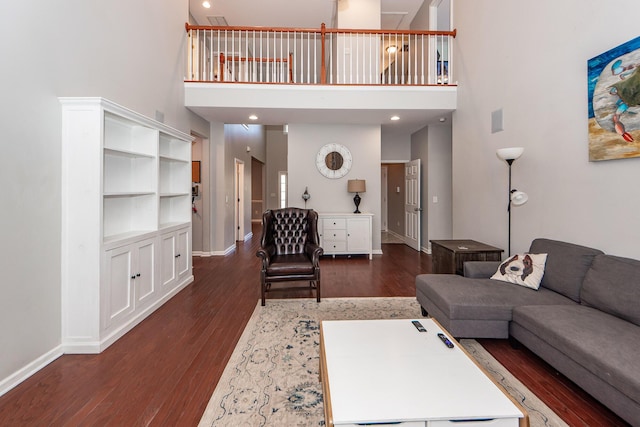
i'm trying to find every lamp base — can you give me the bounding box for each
[353,193,361,214]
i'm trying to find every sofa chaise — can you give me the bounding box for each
[415,238,640,426]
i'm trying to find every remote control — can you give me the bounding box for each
[437,333,454,348]
[412,320,427,332]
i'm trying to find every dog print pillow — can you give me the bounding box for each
[491,253,548,290]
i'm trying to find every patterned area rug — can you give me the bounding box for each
[198,298,568,427]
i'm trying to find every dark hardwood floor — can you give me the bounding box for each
[0,225,629,426]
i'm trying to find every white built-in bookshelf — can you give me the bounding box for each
[60,97,194,353]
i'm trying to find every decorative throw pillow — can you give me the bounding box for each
[491,253,548,290]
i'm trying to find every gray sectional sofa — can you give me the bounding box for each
[415,238,640,426]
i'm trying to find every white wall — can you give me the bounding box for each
[381,131,411,161]
[206,122,227,254]
[265,126,288,211]
[426,124,453,243]
[453,0,640,258]
[287,124,382,251]
[0,0,208,394]
[411,123,453,252]
[336,0,380,28]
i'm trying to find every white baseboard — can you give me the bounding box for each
[63,275,195,354]
[196,244,236,256]
[386,230,405,241]
[0,345,63,398]
[193,251,211,257]
[208,246,235,256]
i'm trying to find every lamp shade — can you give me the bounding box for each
[347,179,366,193]
[496,147,524,161]
[511,190,528,206]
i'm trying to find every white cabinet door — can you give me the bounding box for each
[104,245,136,330]
[161,232,177,288]
[160,226,192,291]
[104,237,158,331]
[176,227,191,280]
[135,238,157,308]
[346,218,371,253]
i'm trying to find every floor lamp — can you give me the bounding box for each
[496,147,528,256]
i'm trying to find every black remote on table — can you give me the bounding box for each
[438,333,454,348]
[412,320,427,332]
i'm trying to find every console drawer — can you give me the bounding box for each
[323,229,347,241]
[323,218,347,230]
[323,241,347,252]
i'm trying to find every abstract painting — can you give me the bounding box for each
[588,36,640,161]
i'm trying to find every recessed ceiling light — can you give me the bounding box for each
[390,115,400,121]
[202,1,211,8]
[249,114,258,120]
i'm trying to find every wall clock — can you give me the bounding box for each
[316,143,352,179]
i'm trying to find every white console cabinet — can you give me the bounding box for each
[60,97,193,353]
[318,213,373,259]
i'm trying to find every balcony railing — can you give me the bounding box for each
[185,23,456,86]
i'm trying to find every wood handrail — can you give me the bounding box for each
[325,28,456,37]
[185,22,456,38]
[186,23,323,34]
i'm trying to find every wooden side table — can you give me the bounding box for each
[430,240,503,275]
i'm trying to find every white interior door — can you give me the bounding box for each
[404,159,421,251]
[381,166,388,232]
[235,159,244,241]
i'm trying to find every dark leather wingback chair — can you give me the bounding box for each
[256,208,323,306]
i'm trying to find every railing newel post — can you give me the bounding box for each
[321,23,326,85]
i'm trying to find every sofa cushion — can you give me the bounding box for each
[512,304,640,405]
[463,261,502,278]
[529,238,603,302]
[491,253,547,290]
[581,254,640,327]
[415,274,575,321]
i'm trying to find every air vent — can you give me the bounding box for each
[207,16,228,26]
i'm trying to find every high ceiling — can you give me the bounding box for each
[189,0,425,30]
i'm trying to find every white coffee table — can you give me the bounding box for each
[319,318,528,427]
